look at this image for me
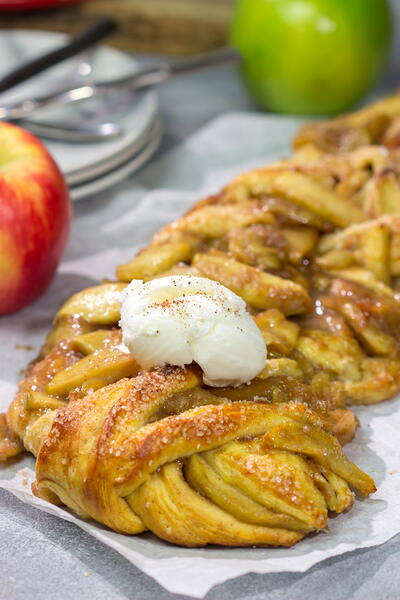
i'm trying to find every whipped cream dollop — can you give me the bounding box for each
[120,276,266,387]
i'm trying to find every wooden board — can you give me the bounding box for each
[0,0,233,55]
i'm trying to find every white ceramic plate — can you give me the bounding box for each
[65,113,158,187]
[0,30,160,182]
[70,116,163,201]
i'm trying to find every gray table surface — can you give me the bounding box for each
[2,58,400,600]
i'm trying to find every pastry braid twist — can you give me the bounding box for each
[26,360,374,547]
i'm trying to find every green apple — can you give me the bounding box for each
[230,0,391,115]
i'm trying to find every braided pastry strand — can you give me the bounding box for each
[32,366,375,547]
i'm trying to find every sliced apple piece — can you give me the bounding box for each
[192,251,312,315]
[175,201,275,238]
[72,329,122,355]
[117,237,197,282]
[47,347,139,397]
[254,309,300,355]
[56,283,126,324]
[358,223,390,283]
[281,227,319,264]
[24,391,66,411]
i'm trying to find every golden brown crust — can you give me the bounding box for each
[7,341,81,451]
[33,366,374,546]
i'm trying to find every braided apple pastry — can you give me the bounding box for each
[12,351,374,547]
[5,92,400,547]
[2,284,374,547]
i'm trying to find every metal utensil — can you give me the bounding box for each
[0,18,118,94]
[0,48,241,122]
[19,118,123,142]
[17,47,123,142]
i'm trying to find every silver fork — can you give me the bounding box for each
[19,48,122,142]
[1,48,241,143]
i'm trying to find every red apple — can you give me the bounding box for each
[0,121,71,315]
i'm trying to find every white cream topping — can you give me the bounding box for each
[119,276,266,387]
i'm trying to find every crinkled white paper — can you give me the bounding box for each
[1,113,400,598]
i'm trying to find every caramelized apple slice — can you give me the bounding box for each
[72,329,122,355]
[117,238,197,282]
[280,227,319,264]
[358,223,390,283]
[365,170,400,217]
[228,225,284,270]
[193,252,312,315]
[330,269,395,298]
[254,309,300,356]
[24,391,66,411]
[332,301,396,356]
[258,358,303,379]
[226,169,364,227]
[41,316,96,356]
[47,347,140,397]
[295,329,362,381]
[57,283,126,324]
[174,201,276,238]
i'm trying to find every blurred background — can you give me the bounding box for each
[1,0,399,116]
[1,0,399,114]
[1,0,398,199]
[1,0,399,64]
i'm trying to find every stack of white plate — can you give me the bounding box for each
[0,31,162,201]
[48,95,162,201]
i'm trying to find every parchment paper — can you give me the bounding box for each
[1,113,400,598]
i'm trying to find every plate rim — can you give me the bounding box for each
[70,118,163,201]
[65,109,160,186]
